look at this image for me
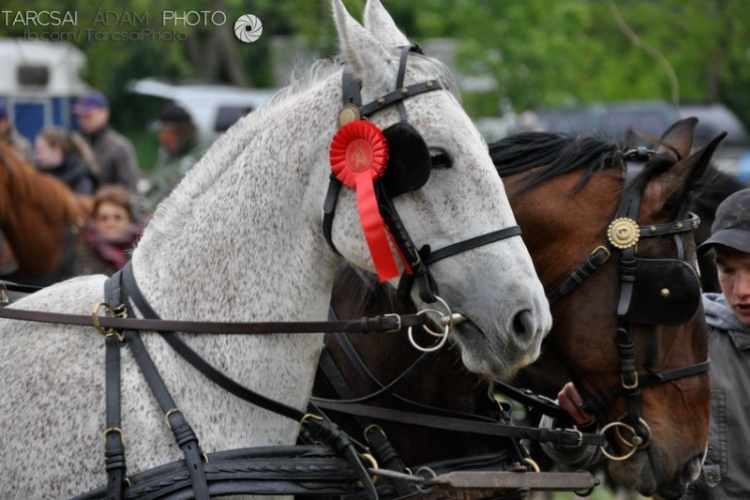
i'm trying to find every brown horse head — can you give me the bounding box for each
[0,142,90,283]
[495,118,725,498]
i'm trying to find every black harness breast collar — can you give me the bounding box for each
[323,44,522,305]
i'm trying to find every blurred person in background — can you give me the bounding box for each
[35,127,98,195]
[0,102,33,162]
[73,185,143,276]
[140,102,207,212]
[74,91,141,193]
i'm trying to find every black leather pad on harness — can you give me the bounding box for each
[379,122,431,198]
[629,258,702,325]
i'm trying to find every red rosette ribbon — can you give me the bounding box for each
[329,120,399,281]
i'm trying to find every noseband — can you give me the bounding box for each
[323,44,521,307]
[547,147,710,460]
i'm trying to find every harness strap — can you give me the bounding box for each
[493,382,573,424]
[0,297,427,336]
[113,270,210,500]
[318,348,416,498]
[117,264,379,500]
[323,174,344,256]
[579,360,711,415]
[396,226,522,306]
[313,400,606,447]
[547,246,610,306]
[328,328,497,422]
[103,277,126,500]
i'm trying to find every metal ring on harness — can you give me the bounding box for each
[524,457,541,473]
[359,453,379,486]
[415,466,438,494]
[407,296,453,352]
[599,421,638,461]
[614,417,652,449]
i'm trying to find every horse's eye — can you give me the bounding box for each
[430,148,452,169]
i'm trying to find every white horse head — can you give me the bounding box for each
[0,1,549,497]
[331,0,551,377]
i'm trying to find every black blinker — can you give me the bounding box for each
[380,122,431,198]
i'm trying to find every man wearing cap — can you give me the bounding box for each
[542,188,750,498]
[0,103,33,162]
[74,91,140,192]
[140,102,206,211]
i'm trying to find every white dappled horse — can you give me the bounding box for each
[0,0,551,497]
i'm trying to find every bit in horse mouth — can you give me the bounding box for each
[440,312,466,327]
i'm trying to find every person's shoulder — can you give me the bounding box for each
[102,127,136,151]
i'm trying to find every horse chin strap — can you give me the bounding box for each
[323,43,522,307]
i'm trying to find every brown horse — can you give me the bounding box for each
[317,118,724,499]
[0,142,91,286]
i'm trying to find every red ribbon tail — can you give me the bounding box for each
[385,224,414,275]
[355,177,399,282]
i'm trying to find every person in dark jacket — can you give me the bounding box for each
[74,91,141,192]
[544,188,750,499]
[73,185,143,276]
[35,127,98,195]
[139,103,207,212]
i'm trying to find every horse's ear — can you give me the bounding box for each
[332,0,393,84]
[657,117,698,161]
[658,131,727,207]
[363,0,410,47]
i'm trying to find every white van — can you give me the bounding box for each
[0,40,89,142]
[128,78,278,142]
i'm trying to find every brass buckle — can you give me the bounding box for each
[0,282,9,304]
[621,371,639,390]
[383,314,402,333]
[92,302,127,342]
[363,424,387,444]
[164,408,185,431]
[102,427,125,446]
[591,245,611,262]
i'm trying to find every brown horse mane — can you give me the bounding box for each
[489,131,691,206]
[0,142,88,224]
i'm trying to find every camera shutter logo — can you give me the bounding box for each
[234,14,262,43]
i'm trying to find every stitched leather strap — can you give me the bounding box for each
[580,360,711,415]
[313,400,605,447]
[118,265,378,499]
[103,277,126,500]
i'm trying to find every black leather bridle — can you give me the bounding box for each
[323,44,522,306]
[543,148,710,459]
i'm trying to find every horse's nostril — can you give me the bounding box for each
[512,309,533,339]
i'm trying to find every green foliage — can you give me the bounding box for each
[1,0,748,130]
